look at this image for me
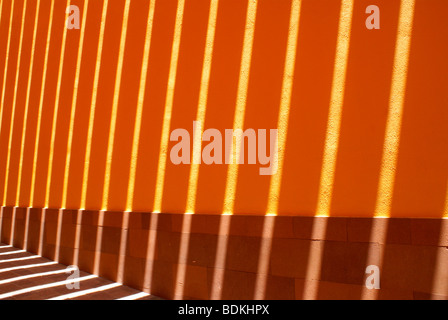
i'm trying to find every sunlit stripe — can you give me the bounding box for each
[0,0,14,146]
[222,0,258,215]
[142,212,158,291]
[302,0,353,300]
[23,207,30,250]
[9,206,16,244]
[54,208,63,262]
[374,0,415,218]
[101,0,131,210]
[0,261,57,273]
[116,292,151,300]
[445,185,448,218]
[0,249,25,256]
[210,214,231,299]
[0,255,40,264]
[302,218,328,299]
[37,208,46,255]
[0,266,76,285]
[0,274,97,299]
[185,0,219,213]
[266,0,301,215]
[173,0,220,300]
[253,1,302,298]
[29,0,55,206]
[210,0,258,299]
[48,282,121,300]
[152,0,185,213]
[431,219,448,299]
[72,209,82,266]
[0,207,3,240]
[2,0,28,206]
[125,0,156,211]
[61,0,89,209]
[0,244,12,249]
[16,0,41,206]
[315,0,353,217]
[80,0,108,210]
[360,217,388,300]
[362,1,415,300]
[44,0,70,207]
[1,0,20,205]
[93,210,104,275]
[253,215,275,299]
[116,210,129,283]
[0,1,3,33]
[173,213,192,299]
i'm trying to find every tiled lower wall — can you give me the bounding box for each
[0,206,447,300]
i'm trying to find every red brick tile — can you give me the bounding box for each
[345,242,381,286]
[153,213,172,232]
[187,233,217,267]
[411,219,448,246]
[44,209,60,223]
[348,218,390,244]
[80,210,99,226]
[123,255,146,290]
[348,218,375,243]
[14,207,27,221]
[42,243,56,261]
[2,207,13,220]
[98,252,119,282]
[58,246,75,266]
[60,210,78,226]
[29,208,44,222]
[77,249,96,274]
[381,244,415,291]
[320,241,349,283]
[225,235,261,273]
[294,217,347,241]
[101,211,125,228]
[208,268,256,300]
[272,216,295,239]
[190,214,221,235]
[128,212,144,230]
[155,231,181,263]
[411,245,448,295]
[43,221,58,246]
[376,288,414,300]
[1,218,12,244]
[295,278,362,300]
[126,228,149,259]
[270,238,313,279]
[182,264,209,300]
[100,227,122,254]
[79,225,98,251]
[263,275,295,300]
[149,260,176,299]
[229,215,265,238]
[414,291,448,300]
[59,223,78,249]
[12,222,25,248]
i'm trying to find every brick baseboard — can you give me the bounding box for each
[0,206,446,300]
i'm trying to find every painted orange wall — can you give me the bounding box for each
[0,0,447,218]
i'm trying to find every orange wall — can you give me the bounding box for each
[0,0,447,218]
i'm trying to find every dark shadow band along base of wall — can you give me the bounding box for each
[0,206,447,300]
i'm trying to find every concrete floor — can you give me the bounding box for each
[0,243,160,300]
